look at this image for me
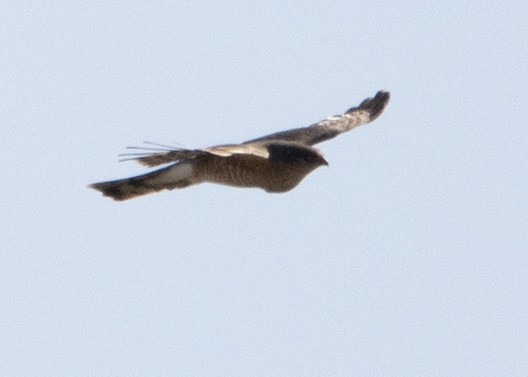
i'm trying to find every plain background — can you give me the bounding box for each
[1,1,527,376]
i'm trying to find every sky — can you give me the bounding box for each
[1,1,527,376]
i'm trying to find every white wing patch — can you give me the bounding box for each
[205,143,270,159]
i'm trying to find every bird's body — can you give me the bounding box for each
[90,91,390,201]
[194,146,319,193]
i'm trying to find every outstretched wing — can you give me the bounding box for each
[117,90,389,167]
[245,90,390,146]
[120,142,270,168]
[119,146,203,167]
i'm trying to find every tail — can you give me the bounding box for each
[89,161,196,201]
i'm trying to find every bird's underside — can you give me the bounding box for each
[90,90,390,201]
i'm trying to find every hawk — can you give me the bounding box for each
[90,90,390,201]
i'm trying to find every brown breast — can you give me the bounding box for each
[195,154,318,192]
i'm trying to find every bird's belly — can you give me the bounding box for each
[200,157,307,192]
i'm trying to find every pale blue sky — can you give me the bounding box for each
[1,1,527,376]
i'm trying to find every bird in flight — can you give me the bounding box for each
[90,90,390,201]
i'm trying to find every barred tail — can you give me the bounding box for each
[89,161,196,201]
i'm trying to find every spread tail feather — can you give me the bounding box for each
[89,161,196,201]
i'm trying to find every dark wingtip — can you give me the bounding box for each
[88,182,128,201]
[373,90,390,105]
[359,90,390,120]
[346,90,391,120]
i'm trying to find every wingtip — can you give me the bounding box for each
[88,181,128,201]
[356,90,390,120]
[375,90,390,102]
